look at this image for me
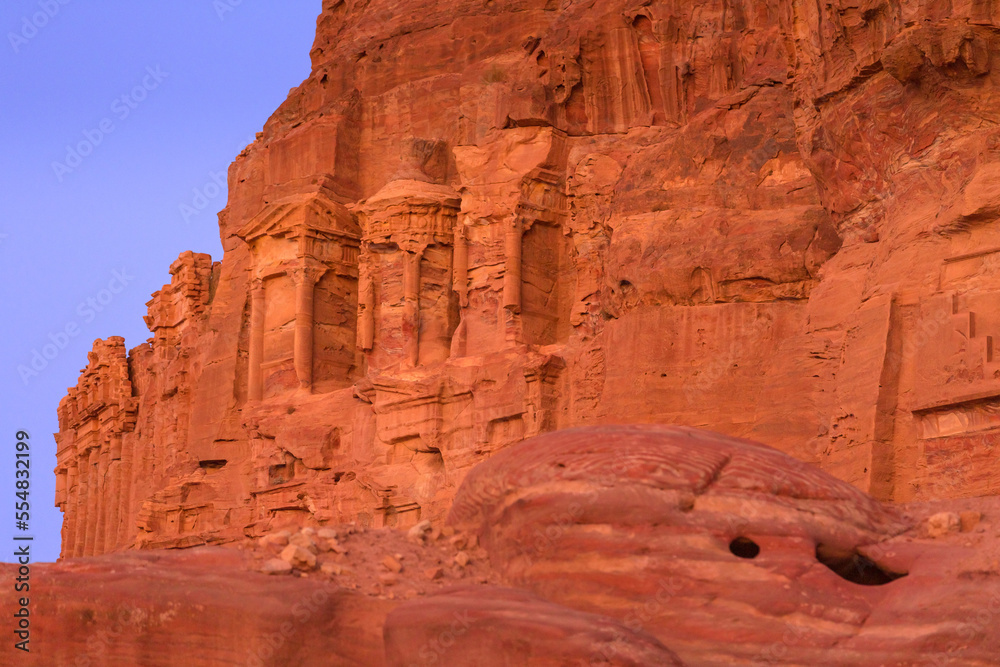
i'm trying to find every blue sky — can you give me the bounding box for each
[0,1,321,562]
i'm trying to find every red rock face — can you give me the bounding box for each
[17,426,1000,666]
[383,587,683,666]
[448,425,1000,664]
[1,548,392,666]
[51,0,1000,596]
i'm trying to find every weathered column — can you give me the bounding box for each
[60,515,72,561]
[82,448,99,557]
[54,467,67,511]
[87,447,102,556]
[62,460,78,557]
[503,218,523,312]
[104,462,120,553]
[403,250,422,367]
[293,267,322,390]
[118,436,135,551]
[358,255,375,351]
[93,446,110,555]
[248,278,265,401]
[105,436,123,553]
[454,223,469,309]
[71,453,87,557]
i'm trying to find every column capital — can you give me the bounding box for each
[291,263,327,287]
[398,239,429,257]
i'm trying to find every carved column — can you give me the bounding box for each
[293,266,324,390]
[63,459,78,557]
[403,249,423,367]
[503,218,523,312]
[105,465,119,553]
[60,512,72,562]
[523,357,566,438]
[454,223,469,309]
[72,451,87,557]
[83,447,99,557]
[248,278,265,401]
[105,436,123,553]
[358,256,375,351]
[93,445,109,556]
[54,466,66,510]
[118,436,135,552]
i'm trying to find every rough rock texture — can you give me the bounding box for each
[383,586,683,666]
[2,548,392,666]
[449,425,1000,664]
[17,426,1000,666]
[40,0,1000,662]
[52,0,1000,557]
[52,0,1000,561]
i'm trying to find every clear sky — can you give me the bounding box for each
[0,1,321,562]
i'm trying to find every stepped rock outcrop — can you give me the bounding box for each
[383,587,684,666]
[13,426,1000,665]
[38,1,1000,662]
[450,426,1000,664]
[53,0,1000,560]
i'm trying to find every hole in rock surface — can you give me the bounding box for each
[199,460,227,470]
[729,536,760,559]
[815,544,907,585]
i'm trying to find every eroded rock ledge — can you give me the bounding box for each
[53,0,1000,562]
[13,426,1000,665]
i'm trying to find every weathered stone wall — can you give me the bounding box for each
[54,0,1000,557]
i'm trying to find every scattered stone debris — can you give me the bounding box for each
[281,544,318,570]
[960,510,981,533]
[258,531,291,548]
[250,522,496,597]
[927,512,961,537]
[261,559,293,575]
[408,520,433,542]
[383,555,403,573]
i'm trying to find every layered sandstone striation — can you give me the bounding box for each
[15,427,1000,665]
[53,0,1000,563]
[450,426,1000,664]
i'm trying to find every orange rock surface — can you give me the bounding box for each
[55,0,1000,559]
[40,0,1000,663]
[450,426,1000,664]
[12,426,1000,665]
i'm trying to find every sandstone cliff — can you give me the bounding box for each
[14,427,1000,665]
[54,0,1000,563]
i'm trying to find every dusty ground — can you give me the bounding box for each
[242,521,502,601]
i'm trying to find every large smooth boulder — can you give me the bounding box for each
[448,425,1000,665]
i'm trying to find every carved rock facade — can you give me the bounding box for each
[20,427,1000,665]
[55,0,1000,556]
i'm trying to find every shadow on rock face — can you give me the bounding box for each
[815,543,907,586]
